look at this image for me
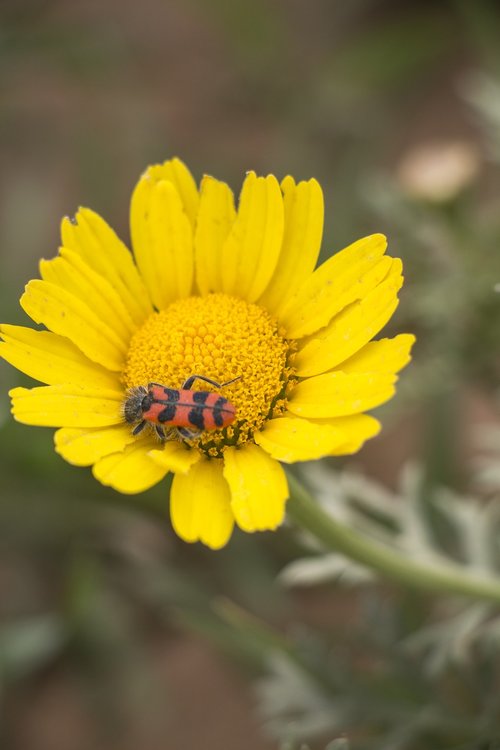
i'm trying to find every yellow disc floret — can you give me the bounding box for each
[123,293,295,455]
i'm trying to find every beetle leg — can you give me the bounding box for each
[182,374,241,390]
[177,426,201,441]
[132,420,147,436]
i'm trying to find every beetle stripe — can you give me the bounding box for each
[149,385,179,402]
[157,403,178,423]
[188,406,206,430]
[192,391,210,404]
[212,396,227,427]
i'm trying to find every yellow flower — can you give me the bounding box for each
[0,158,414,549]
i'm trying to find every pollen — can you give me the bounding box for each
[123,293,295,455]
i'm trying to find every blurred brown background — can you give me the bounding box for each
[2,2,500,749]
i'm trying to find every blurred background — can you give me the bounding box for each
[2,1,500,748]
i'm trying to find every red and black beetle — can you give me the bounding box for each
[124,374,240,440]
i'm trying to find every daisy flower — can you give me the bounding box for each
[0,158,414,549]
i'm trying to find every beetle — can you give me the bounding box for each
[123,374,241,440]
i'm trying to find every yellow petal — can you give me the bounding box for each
[194,175,236,295]
[130,176,193,309]
[20,280,126,372]
[148,441,201,474]
[61,208,152,324]
[288,371,398,418]
[280,234,389,338]
[170,458,234,549]
[145,157,199,228]
[223,443,288,532]
[340,333,416,374]
[93,442,169,494]
[10,384,124,427]
[40,249,136,343]
[55,424,137,466]
[254,413,381,462]
[0,325,120,389]
[295,259,404,377]
[324,414,381,454]
[254,416,347,462]
[220,172,284,302]
[258,176,324,315]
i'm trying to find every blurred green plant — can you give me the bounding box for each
[289,461,500,580]
[243,461,500,748]
[286,467,500,604]
[280,740,349,750]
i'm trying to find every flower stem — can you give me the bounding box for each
[286,472,500,604]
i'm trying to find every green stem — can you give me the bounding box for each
[286,472,500,605]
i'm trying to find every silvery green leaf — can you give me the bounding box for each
[401,603,493,675]
[256,653,345,740]
[433,489,499,571]
[303,464,356,525]
[326,739,350,750]
[337,469,400,520]
[301,465,402,546]
[280,553,376,588]
[0,614,66,681]
[395,465,442,557]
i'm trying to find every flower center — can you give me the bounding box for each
[123,293,295,456]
